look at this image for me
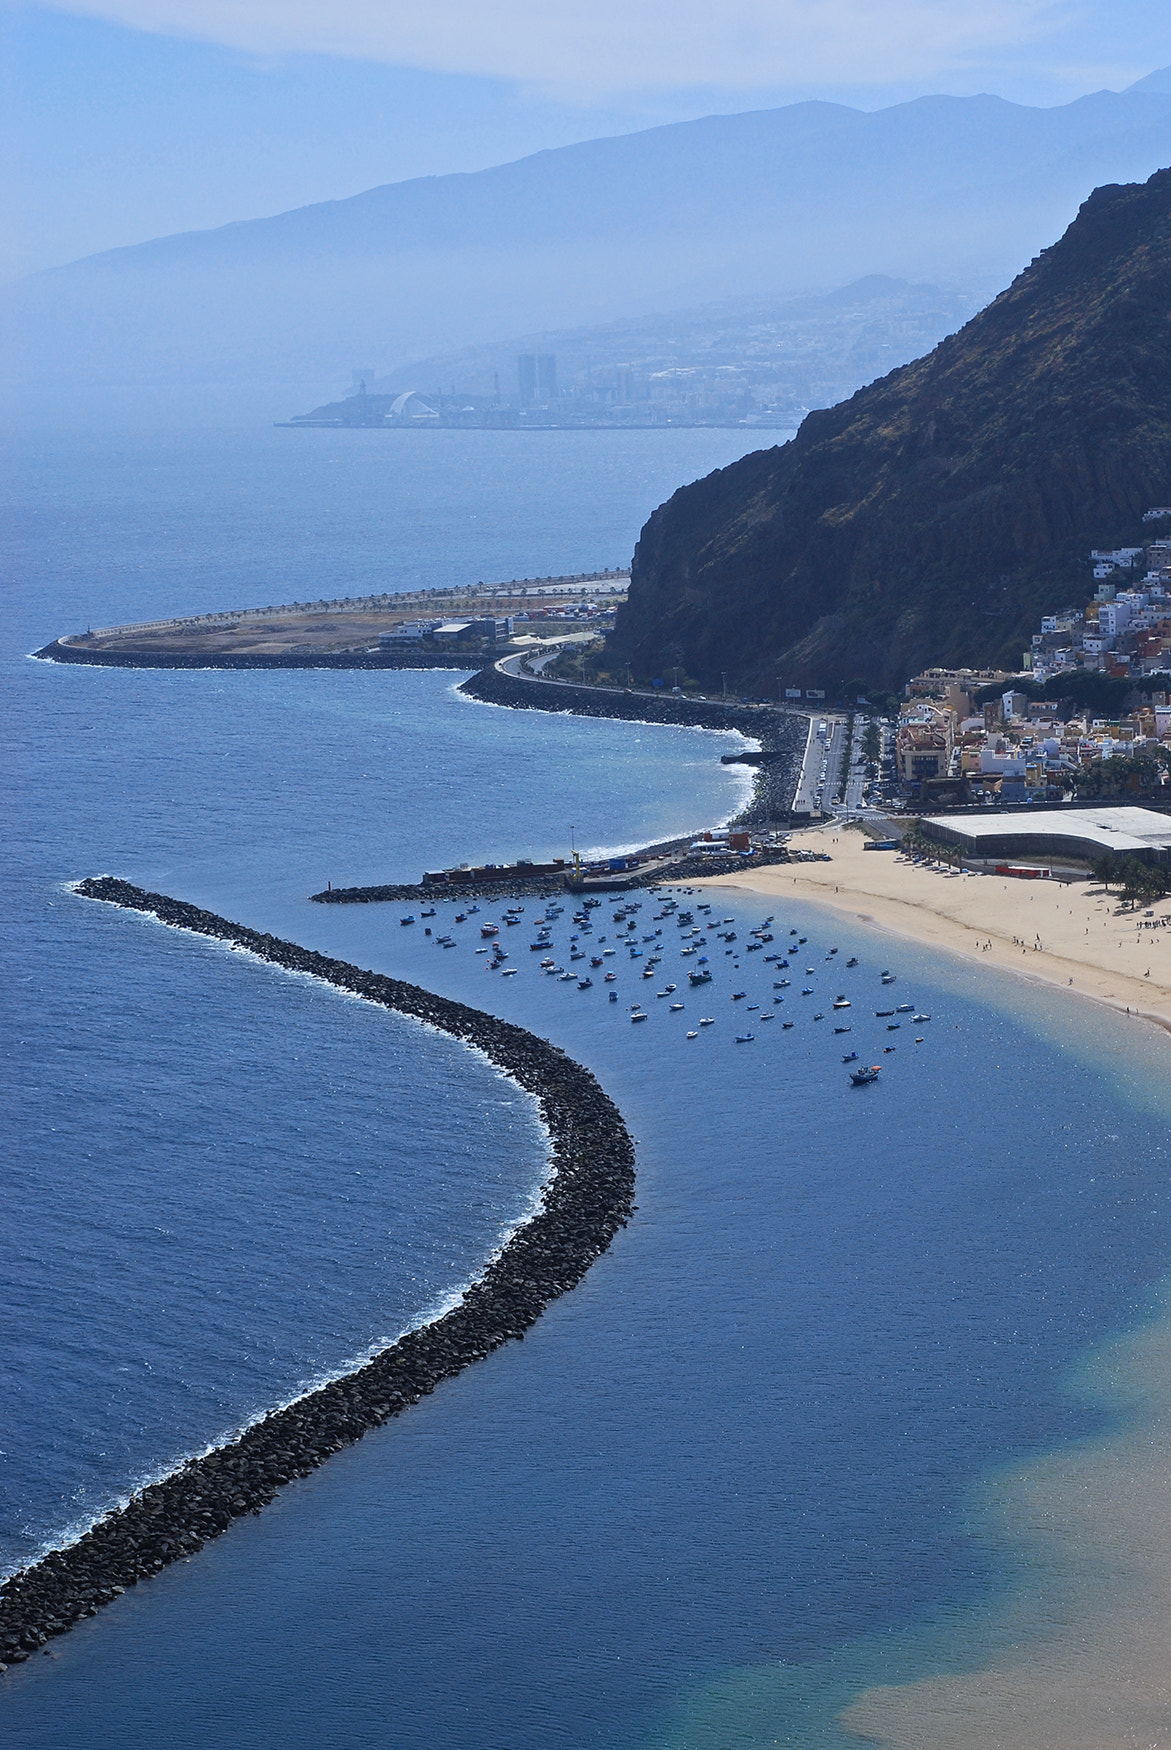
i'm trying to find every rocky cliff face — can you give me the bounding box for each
[612,168,1171,693]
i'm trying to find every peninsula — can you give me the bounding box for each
[37,573,625,666]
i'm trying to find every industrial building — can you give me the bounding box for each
[921,806,1171,866]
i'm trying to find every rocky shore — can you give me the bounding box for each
[457,666,805,823]
[0,878,635,1669]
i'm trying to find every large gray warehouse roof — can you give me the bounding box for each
[922,806,1171,864]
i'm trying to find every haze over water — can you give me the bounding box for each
[6,419,1171,1745]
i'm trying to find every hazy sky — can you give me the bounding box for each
[5,0,1170,279]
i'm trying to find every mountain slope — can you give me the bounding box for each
[6,90,1171,389]
[611,168,1171,693]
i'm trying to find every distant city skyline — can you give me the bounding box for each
[5,0,1171,280]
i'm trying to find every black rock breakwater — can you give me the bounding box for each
[0,878,635,1669]
[33,639,470,673]
[458,667,805,822]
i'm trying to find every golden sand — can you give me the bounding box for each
[698,823,1171,1034]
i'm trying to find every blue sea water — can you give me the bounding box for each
[5,416,1171,1747]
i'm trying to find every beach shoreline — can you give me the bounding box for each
[696,822,1171,1037]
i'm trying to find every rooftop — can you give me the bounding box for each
[924,805,1171,856]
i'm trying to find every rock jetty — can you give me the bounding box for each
[0,878,635,1668]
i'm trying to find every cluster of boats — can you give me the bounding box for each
[399,888,934,1082]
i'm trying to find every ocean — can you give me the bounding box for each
[5,413,1171,1747]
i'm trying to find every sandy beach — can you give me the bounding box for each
[699,823,1171,1033]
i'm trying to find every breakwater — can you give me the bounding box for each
[33,640,470,673]
[457,667,806,822]
[0,878,635,1669]
[310,843,791,905]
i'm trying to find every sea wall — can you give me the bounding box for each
[0,879,635,1668]
[33,640,471,673]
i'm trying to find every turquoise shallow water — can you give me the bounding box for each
[6,419,1171,1745]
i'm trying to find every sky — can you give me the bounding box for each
[4,0,1171,281]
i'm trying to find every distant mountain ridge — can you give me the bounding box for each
[610,168,1171,693]
[6,87,1171,389]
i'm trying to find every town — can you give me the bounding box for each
[891,507,1171,810]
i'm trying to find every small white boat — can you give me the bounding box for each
[699,1017,715,1027]
[734,1033,755,1044]
[631,1011,648,1023]
[669,1002,684,1011]
[686,1029,698,1039]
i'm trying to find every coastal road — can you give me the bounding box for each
[791,712,847,816]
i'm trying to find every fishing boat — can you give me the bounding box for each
[842,1051,859,1063]
[689,969,713,986]
[895,1002,913,1013]
[801,987,814,996]
[559,972,576,982]
[604,971,617,982]
[591,956,604,968]
[887,1022,900,1030]
[670,1002,684,1012]
[846,957,858,968]
[734,1033,755,1044]
[759,1012,775,1021]
[686,1030,698,1039]
[782,1021,794,1029]
[400,915,415,926]
[480,924,499,938]
[578,978,593,990]
[834,1025,851,1034]
[501,967,518,977]
[699,1017,715,1027]
[732,991,747,1001]
[850,1064,880,1085]
[876,1009,894,1017]
[881,972,896,984]
[609,991,618,1002]
[832,997,850,1009]
[913,1013,931,1023]
[455,913,467,924]
[631,1011,648,1023]
[421,908,436,918]
[813,1012,824,1021]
